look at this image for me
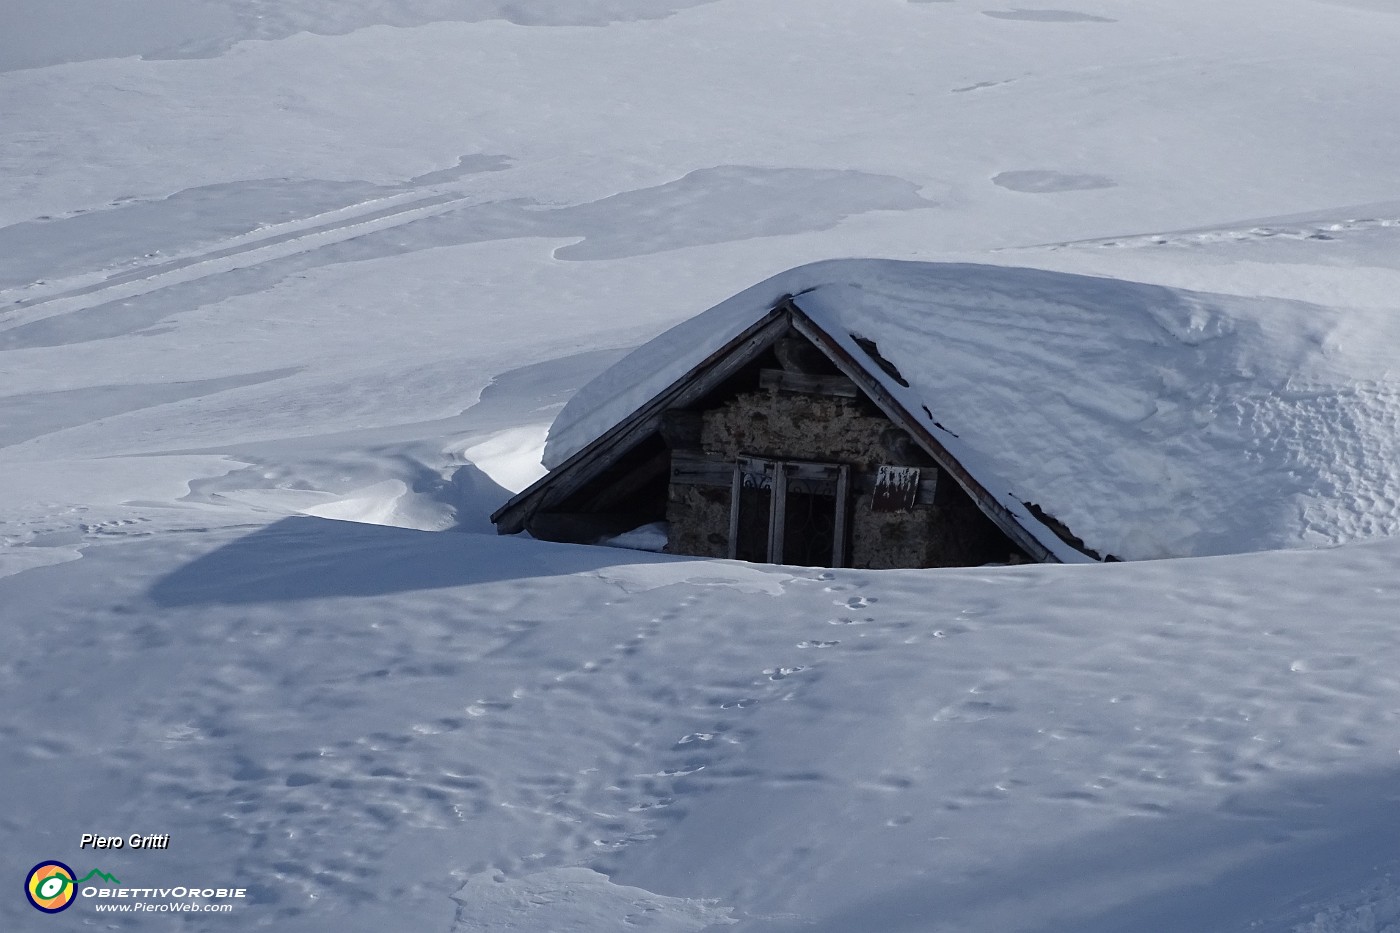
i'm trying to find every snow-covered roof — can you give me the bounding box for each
[545,259,1400,561]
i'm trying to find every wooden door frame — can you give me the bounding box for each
[727,455,851,565]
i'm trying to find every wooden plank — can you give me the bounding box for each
[670,450,732,486]
[737,456,778,481]
[525,512,640,544]
[740,455,840,483]
[759,368,859,398]
[833,464,850,567]
[785,461,841,482]
[727,461,742,560]
[768,461,787,562]
[678,450,935,502]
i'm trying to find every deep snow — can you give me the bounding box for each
[546,259,1400,560]
[5,0,1400,930]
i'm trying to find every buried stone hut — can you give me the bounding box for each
[492,260,1400,567]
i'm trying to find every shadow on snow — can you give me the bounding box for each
[147,514,682,606]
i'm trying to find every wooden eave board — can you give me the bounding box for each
[490,306,791,533]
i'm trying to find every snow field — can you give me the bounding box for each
[7,521,1400,931]
[6,0,1400,929]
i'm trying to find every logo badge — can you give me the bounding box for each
[25,861,77,913]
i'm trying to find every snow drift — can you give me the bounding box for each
[546,260,1400,561]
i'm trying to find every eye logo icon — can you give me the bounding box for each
[25,861,77,913]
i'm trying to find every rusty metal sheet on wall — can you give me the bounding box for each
[871,465,920,512]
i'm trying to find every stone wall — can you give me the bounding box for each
[851,493,937,568]
[700,392,891,465]
[665,388,1019,568]
[666,484,731,559]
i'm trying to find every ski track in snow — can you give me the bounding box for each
[1034,215,1400,253]
[0,164,929,350]
[0,187,489,332]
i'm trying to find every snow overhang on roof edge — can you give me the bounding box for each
[494,280,1101,564]
[513,257,1391,562]
[786,295,1099,565]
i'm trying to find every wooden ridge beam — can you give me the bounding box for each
[758,368,859,398]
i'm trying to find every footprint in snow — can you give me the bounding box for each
[649,764,705,777]
[627,797,674,812]
[763,666,807,680]
[676,733,715,744]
